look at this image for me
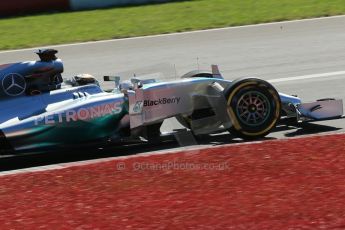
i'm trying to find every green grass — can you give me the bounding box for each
[1,0,345,50]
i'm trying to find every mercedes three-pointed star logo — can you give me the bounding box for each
[2,73,26,96]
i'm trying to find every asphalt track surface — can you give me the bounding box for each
[1,16,345,171]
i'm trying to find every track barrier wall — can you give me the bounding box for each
[0,0,173,17]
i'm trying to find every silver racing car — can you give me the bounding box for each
[0,49,343,154]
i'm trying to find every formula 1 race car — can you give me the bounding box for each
[0,49,343,154]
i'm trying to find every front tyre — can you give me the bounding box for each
[226,78,281,139]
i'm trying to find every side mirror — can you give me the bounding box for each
[104,76,121,92]
[104,76,120,82]
[211,65,223,79]
[130,78,142,90]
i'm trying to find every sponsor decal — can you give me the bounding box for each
[143,97,180,107]
[35,101,123,125]
[2,73,26,96]
[132,101,143,113]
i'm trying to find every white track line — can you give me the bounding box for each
[269,70,345,83]
[0,15,345,54]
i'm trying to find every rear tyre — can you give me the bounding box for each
[226,78,281,139]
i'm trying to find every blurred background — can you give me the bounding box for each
[0,0,344,50]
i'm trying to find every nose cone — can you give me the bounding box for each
[0,130,13,155]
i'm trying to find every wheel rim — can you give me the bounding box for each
[235,91,271,126]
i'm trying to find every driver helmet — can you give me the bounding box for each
[72,74,99,86]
